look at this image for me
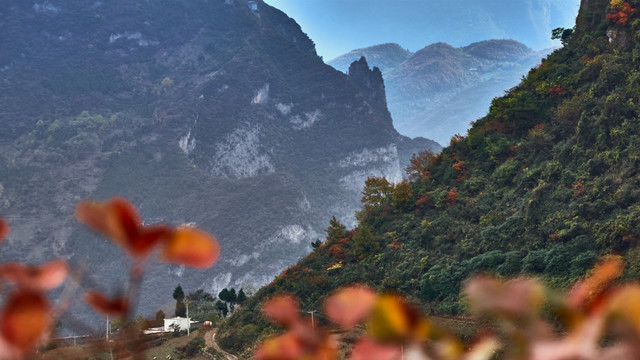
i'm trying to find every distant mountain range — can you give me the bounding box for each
[0,0,438,329]
[265,0,579,60]
[329,40,556,145]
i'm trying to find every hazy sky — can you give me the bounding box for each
[264,0,581,60]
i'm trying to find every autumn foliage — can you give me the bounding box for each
[607,1,636,25]
[452,153,467,182]
[0,197,220,358]
[548,84,566,98]
[406,150,437,180]
[76,197,219,268]
[445,188,459,205]
[0,219,70,358]
[0,227,69,359]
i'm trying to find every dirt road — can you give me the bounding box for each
[204,328,238,360]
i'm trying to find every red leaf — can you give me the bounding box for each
[325,285,377,329]
[0,290,51,351]
[131,225,172,256]
[76,198,172,257]
[262,295,300,327]
[76,198,141,248]
[107,197,142,243]
[85,291,130,316]
[160,226,220,268]
[0,217,9,241]
[1,260,69,291]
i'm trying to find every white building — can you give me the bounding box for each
[163,317,191,332]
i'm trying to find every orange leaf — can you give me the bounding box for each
[349,338,400,360]
[262,295,300,327]
[75,200,114,239]
[606,285,640,336]
[568,256,624,312]
[85,291,130,316]
[255,332,304,360]
[0,290,51,351]
[160,226,219,268]
[256,324,337,360]
[367,294,427,342]
[1,260,69,291]
[0,217,9,241]
[131,225,172,256]
[324,285,377,329]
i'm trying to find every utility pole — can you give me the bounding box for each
[184,298,191,336]
[106,315,109,342]
[306,310,317,330]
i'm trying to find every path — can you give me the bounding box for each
[204,328,238,360]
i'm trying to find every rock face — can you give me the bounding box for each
[348,57,391,121]
[0,0,439,330]
[330,39,554,145]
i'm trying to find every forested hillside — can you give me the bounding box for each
[218,0,640,354]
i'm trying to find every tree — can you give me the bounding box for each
[228,288,238,311]
[229,288,237,304]
[352,225,378,260]
[311,239,322,249]
[325,216,347,243]
[237,289,247,305]
[445,188,459,206]
[173,284,185,301]
[216,300,228,317]
[606,2,636,26]
[218,288,230,303]
[175,300,186,317]
[551,27,573,46]
[361,176,393,208]
[392,180,413,211]
[173,284,186,317]
[406,150,436,180]
[187,289,215,303]
[155,310,166,326]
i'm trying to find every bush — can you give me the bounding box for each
[175,336,205,357]
[522,249,548,273]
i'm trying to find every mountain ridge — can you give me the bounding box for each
[218,0,640,355]
[329,39,555,144]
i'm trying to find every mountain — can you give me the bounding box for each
[329,39,555,145]
[219,0,640,354]
[327,43,413,74]
[0,0,439,329]
[269,0,580,61]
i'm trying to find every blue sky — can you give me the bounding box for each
[264,0,581,60]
